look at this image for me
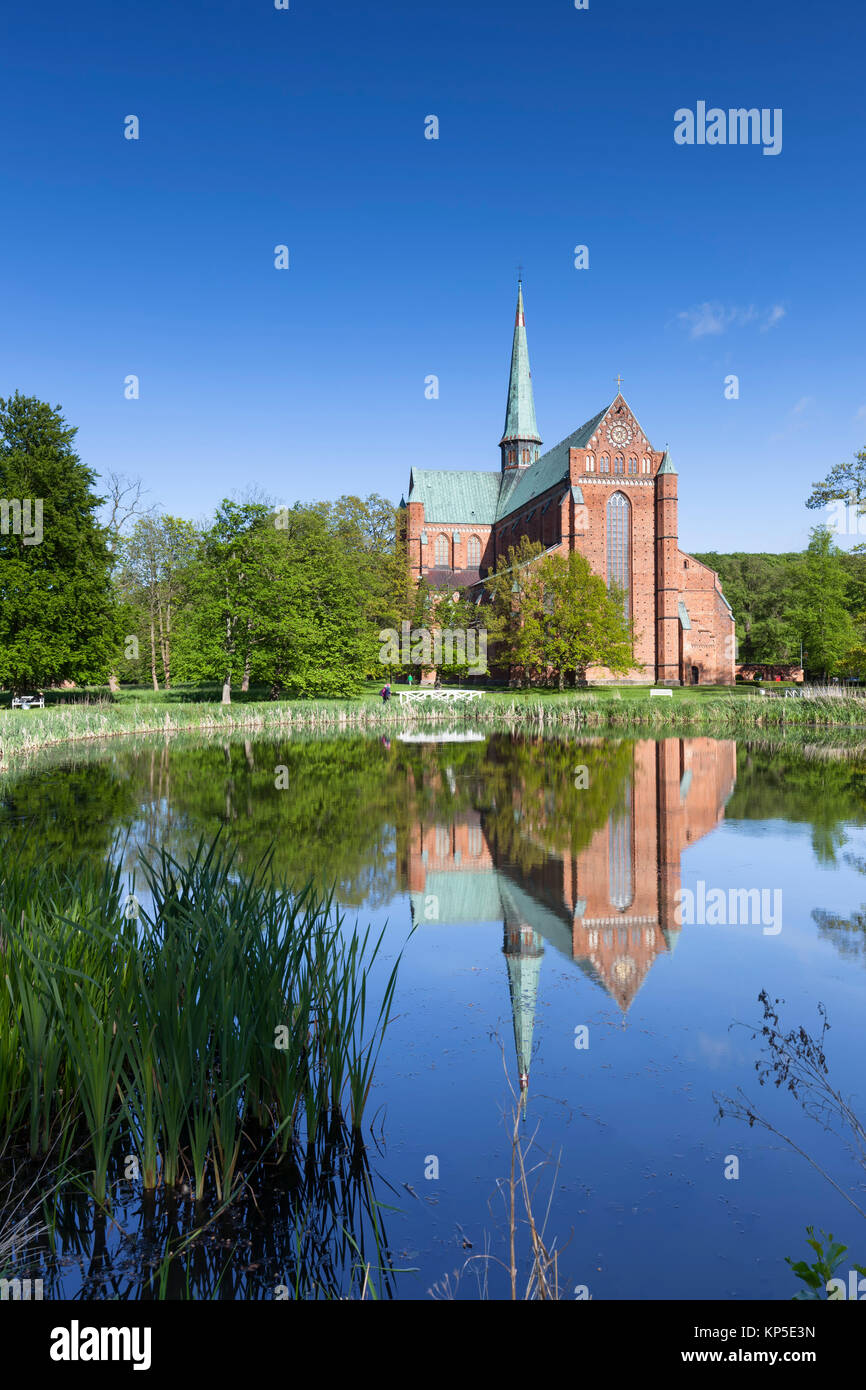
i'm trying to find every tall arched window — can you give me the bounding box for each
[599,455,610,473]
[467,535,481,566]
[585,455,594,472]
[627,456,637,475]
[606,492,630,613]
[614,455,624,475]
[434,534,449,567]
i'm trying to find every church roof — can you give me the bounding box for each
[657,450,677,475]
[408,405,614,528]
[496,405,609,520]
[407,466,501,524]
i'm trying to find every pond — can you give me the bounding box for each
[2,729,866,1300]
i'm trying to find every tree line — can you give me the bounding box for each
[3,390,866,693]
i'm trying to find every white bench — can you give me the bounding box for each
[11,695,45,709]
[649,688,673,698]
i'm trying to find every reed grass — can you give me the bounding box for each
[0,838,404,1206]
[2,685,865,765]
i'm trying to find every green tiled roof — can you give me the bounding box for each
[408,467,501,524]
[410,403,626,529]
[678,600,691,629]
[496,405,610,520]
[657,450,677,475]
[410,870,505,924]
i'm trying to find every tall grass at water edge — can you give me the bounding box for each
[0,838,403,1206]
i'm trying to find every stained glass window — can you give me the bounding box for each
[606,491,630,612]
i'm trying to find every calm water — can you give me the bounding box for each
[3,729,866,1299]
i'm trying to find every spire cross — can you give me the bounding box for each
[615,373,623,392]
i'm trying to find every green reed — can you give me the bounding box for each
[0,837,404,1205]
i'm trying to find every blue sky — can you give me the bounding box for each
[1,0,864,552]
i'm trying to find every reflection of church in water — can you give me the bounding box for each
[400,738,736,1097]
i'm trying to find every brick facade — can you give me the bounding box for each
[404,289,735,685]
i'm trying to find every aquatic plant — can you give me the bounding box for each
[0,838,404,1207]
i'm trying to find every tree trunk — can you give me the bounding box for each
[158,595,171,689]
[222,610,233,704]
[241,618,253,691]
[150,619,159,691]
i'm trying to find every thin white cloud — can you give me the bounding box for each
[677,302,784,339]
[761,304,786,331]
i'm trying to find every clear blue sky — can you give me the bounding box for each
[2,0,864,552]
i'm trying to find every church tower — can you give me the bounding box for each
[499,281,542,473]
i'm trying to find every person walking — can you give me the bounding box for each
[381,683,391,704]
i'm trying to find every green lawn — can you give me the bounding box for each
[0,678,811,712]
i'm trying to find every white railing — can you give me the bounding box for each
[396,689,485,706]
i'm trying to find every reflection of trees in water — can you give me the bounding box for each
[4,731,865,915]
[478,736,634,872]
[726,746,866,865]
[725,745,866,970]
[0,732,634,905]
[814,854,866,966]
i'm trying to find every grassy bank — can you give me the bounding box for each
[2,685,866,760]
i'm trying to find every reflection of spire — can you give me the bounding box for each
[503,921,544,1111]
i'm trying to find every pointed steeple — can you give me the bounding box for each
[503,920,544,1112]
[499,280,542,473]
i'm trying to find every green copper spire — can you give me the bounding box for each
[503,922,544,1110]
[657,450,677,475]
[500,281,542,473]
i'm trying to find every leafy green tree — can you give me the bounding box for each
[483,537,546,680]
[694,551,800,662]
[317,493,411,638]
[806,445,866,517]
[786,526,855,677]
[0,393,119,691]
[116,514,199,689]
[178,499,274,703]
[483,540,636,685]
[537,549,637,686]
[256,505,377,697]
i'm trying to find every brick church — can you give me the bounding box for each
[404,283,735,684]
